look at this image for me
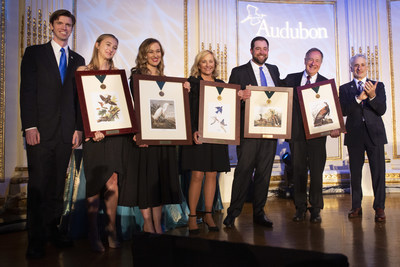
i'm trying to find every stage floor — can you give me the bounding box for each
[1,194,399,266]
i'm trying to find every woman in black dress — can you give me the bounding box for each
[125,38,188,233]
[78,34,123,252]
[181,50,230,233]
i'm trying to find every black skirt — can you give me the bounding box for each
[83,135,129,198]
[181,142,230,172]
[119,137,182,208]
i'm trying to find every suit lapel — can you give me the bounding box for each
[44,42,62,84]
[65,48,77,83]
[316,73,324,83]
[245,61,258,86]
[349,80,358,95]
[265,64,278,86]
[295,72,303,86]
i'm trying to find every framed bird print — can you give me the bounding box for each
[244,86,293,139]
[132,74,192,145]
[297,79,345,139]
[198,80,240,145]
[75,69,138,138]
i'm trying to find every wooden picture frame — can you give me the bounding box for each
[244,86,293,139]
[198,80,240,145]
[75,69,137,138]
[297,79,345,139]
[132,74,192,145]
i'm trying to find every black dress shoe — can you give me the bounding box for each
[348,208,362,218]
[293,209,306,222]
[253,214,273,228]
[310,211,322,223]
[375,208,386,223]
[26,244,45,259]
[51,232,74,248]
[223,215,235,228]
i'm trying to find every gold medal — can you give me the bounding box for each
[217,95,222,101]
[100,84,106,89]
[267,99,271,104]
[316,94,320,99]
[159,91,164,96]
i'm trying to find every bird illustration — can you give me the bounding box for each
[152,103,169,121]
[100,94,117,105]
[314,102,330,127]
[210,116,218,125]
[215,106,223,114]
[219,119,227,132]
[210,116,227,132]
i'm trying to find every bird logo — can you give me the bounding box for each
[240,5,266,26]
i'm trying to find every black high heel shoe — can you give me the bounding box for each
[204,211,219,232]
[188,214,200,234]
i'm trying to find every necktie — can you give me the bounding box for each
[259,67,268,86]
[59,48,67,84]
[358,81,365,109]
[358,81,364,94]
[306,75,311,85]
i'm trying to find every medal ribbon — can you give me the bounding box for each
[216,87,224,96]
[264,91,274,99]
[311,86,320,94]
[156,81,166,91]
[95,75,106,83]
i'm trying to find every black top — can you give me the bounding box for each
[180,76,230,172]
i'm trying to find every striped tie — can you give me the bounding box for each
[358,81,363,94]
[306,75,311,85]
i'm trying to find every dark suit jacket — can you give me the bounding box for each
[20,41,85,143]
[283,72,327,142]
[339,80,387,146]
[228,61,281,137]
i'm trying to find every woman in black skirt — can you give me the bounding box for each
[78,34,125,252]
[181,50,230,234]
[123,38,189,233]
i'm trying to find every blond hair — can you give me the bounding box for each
[88,34,118,70]
[190,50,219,78]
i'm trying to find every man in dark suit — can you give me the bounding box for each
[283,48,339,223]
[20,9,85,258]
[223,36,281,228]
[339,54,387,222]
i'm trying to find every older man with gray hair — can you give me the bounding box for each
[339,54,387,222]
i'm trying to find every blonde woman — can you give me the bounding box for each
[181,50,230,234]
[78,34,124,252]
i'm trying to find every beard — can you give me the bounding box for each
[252,54,268,65]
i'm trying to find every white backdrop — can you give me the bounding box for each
[76,0,185,78]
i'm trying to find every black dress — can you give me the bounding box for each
[83,135,130,198]
[181,76,230,172]
[118,72,182,208]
